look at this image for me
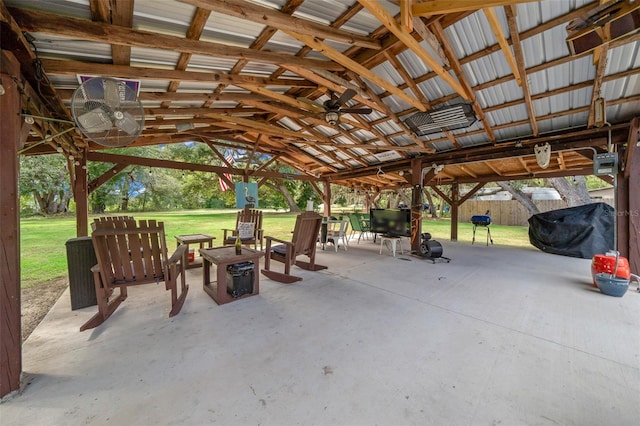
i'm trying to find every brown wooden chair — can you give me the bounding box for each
[91,215,135,231]
[261,211,327,283]
[222,207,264,250]
[80,218,188,331]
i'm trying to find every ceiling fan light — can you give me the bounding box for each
[325,111,340,125]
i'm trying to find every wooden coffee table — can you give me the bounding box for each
[175,234,215,269]
[200,246,264,305]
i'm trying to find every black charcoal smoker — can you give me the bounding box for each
[471,210,494,245]
[417,232,451,263]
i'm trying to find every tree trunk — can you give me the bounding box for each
[547,176,592,207]
[265,182,300,212]
[422,188,438,218]
[56,190,72,213]
[496,181,540,216]
[397,190,411,208]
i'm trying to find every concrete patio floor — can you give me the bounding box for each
[2,239,639,425]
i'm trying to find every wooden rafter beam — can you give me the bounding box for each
[162,7,211,109]
[430,20,496,142]
[358,0,470,102]
[281,65,382,113]
[39,59,312,88]
[412,0,535,16]
[412,16,449,66]
[483,7,521,86]
[505,5,538,136]
[143,107,263,117]
[178,0,381,50]
[10,7,343,71]
[283,30,427,112]
[86,151,321,181]
[400,0,413,32]
[588,43,610,128]
[89,0,134,65]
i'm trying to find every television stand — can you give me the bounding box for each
[379,234,404,257]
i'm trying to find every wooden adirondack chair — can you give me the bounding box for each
[261,211,327,283]
[222,207,264,250]
[80,218,188,331]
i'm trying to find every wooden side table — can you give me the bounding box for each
[200,246,264,305]
[175,234,215,269]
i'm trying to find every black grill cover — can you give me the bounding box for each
[528,202,614,259]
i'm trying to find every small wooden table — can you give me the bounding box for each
[200,246,264,305]
[175,234,215,269]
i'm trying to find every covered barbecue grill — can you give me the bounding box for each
[471,210,493,245]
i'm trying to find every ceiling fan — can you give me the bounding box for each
[297,88,372,126]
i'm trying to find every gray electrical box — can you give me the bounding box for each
[593,152,618,176]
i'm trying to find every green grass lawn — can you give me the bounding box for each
[19,210,532,288]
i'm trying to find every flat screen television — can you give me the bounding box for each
[370,208,411,237]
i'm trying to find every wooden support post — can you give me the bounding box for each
[0,50,22,398]
[323,180,331,217]
[74,149,89,237]
[450,182,459,241]
[410,158,423,253]
[616,118,640,271]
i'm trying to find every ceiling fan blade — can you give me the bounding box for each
[297,96,326,112]
[335,88,356,107]
[103,79,121,109]
[115,111,140,135]
[77,108,113,133]
[340,107,373,115]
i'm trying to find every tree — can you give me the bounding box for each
[265,181,299,212]
[19,154,72,215]
[547,176,592,207]
[496,181,540,216]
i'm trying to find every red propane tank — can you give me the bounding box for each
[591,253,631,288]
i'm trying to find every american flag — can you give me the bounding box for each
[218,154,234,192]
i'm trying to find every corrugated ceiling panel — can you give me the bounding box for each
[606,43,640,75]
[397,49,432,78]
[533,88,591,117]
[609,99,640,123]
[417,76,457,101]
[385,96,412,115]
[521,28,569,69]
[446,11,495,58]
[528,56,595,95]
[371,62,404,87]
[47,75,79,88]
[185,56,234,73]
[374,121,402,135]
[346,6,387,35]
[6,0,90,19]
[293,0,348,25]
[28,33,111,61]
[463,51,513,86]
[477,80,524,108]
[494,123,534,142]
[389,135,414,147]
[431,140,456,152]
[134,1,195,37]
[136,79,171,91]
[486,104,529,127]
[171,81,221,91]
[348,147,371,157]
[538,111,589,133]
[455,132,490,148]
[130,46,181,67]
